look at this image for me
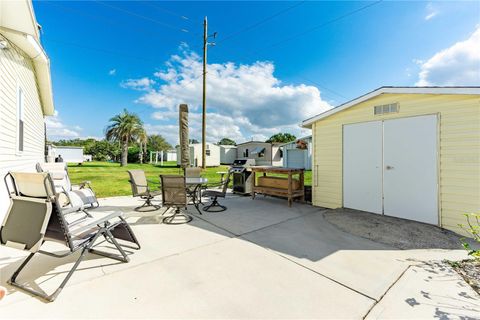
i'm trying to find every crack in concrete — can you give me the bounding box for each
[362,264,412,319]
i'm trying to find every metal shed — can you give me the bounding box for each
[280,136,312,169]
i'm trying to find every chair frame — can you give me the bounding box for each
[127,170,161,212]
[2,172,140,302]
[202,171,232,212]
[160,175,192,224]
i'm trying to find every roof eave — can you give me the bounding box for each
[302,86,480,127]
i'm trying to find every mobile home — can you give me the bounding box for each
[176,143,220,167]
[0,0,55,221]
[236,141,283,166]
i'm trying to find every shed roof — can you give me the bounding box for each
[302,86,480,128]
[0,0,54,116]
[278,135,312,147]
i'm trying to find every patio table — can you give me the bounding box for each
[186,177,208,214]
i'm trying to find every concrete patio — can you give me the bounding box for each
[0,194,478,318]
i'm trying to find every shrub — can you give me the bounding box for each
[458,213,480,260]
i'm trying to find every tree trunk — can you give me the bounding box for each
[121,138,128,167]
[139,142,143,164]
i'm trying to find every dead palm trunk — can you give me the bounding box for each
[121,137,129,167]
[139,142,144,164]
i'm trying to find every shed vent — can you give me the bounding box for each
[374,103,399,115]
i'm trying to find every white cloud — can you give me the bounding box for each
[46,110,82,141]
[125,50,330,145]
[416,26,480,86]
[121,77,155,91]
[424,3,438,21]
[109,68,116,76]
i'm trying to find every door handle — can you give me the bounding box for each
[385,165,394,170]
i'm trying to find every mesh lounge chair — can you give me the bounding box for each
[160,175,192,224]
[127,170,161,212]
[202,171,232,212]
[0,171,140,302]
[36,162,99,209]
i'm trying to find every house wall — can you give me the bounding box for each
[219,145,237,164]
[0,34,47,221]
[311,93,480,235]
[177,143,220,167]
[236,142,277,166]
[165,151,177,162]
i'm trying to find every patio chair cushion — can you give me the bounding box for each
[10,172,55,198]
[0,196,53,252]
[185,167,201,178]
[128,170,149,196]
[203,190,226,198]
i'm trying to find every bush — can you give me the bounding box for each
[459,213,480,260]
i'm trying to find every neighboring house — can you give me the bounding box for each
[219,145,237,164]
[176,143,220,167]
[302,86,480,236]
[49,145,84,164]
[280,135,312,169]
[0,0,55,221]
[236,141,283,166]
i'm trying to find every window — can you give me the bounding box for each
[17,87,24,152]
[206,150,211,156]
[244,149,249,157]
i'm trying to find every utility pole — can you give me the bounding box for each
[201,17,216,169]
[202,16,207,169]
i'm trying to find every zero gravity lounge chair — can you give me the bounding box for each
[0,172,140,302]
[36,162,99,209]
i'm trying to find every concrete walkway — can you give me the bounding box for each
[0,194,478,318]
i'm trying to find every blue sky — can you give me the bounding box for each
[36,1,480,144]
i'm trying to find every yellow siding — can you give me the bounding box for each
[312,93,480,235]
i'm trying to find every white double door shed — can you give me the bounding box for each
[343,115,438,225]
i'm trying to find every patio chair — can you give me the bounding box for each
[127,170,161,212]
[202,170,232,212]
[185,167,204,204]
[1,171,140,302]
[36,162,99,209]
[160,175,192,224]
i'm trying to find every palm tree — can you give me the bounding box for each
[105,109,144,166]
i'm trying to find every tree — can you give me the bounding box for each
[189,139,199,144]
[105,109,144,166]
[217,138,236,145]
[85,140,120,161]
[266,133,296,143]
[147,134,172,152]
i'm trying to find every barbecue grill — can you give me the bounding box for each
[231,159,255,195]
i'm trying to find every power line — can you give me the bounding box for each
[216,1,306,45]
[259,0,384,52]
[93,0,190,33]
[143,2,201,25]
[43,1,181,44]
[43,37,162,63]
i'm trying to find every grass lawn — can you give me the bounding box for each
[68,161,312,198]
